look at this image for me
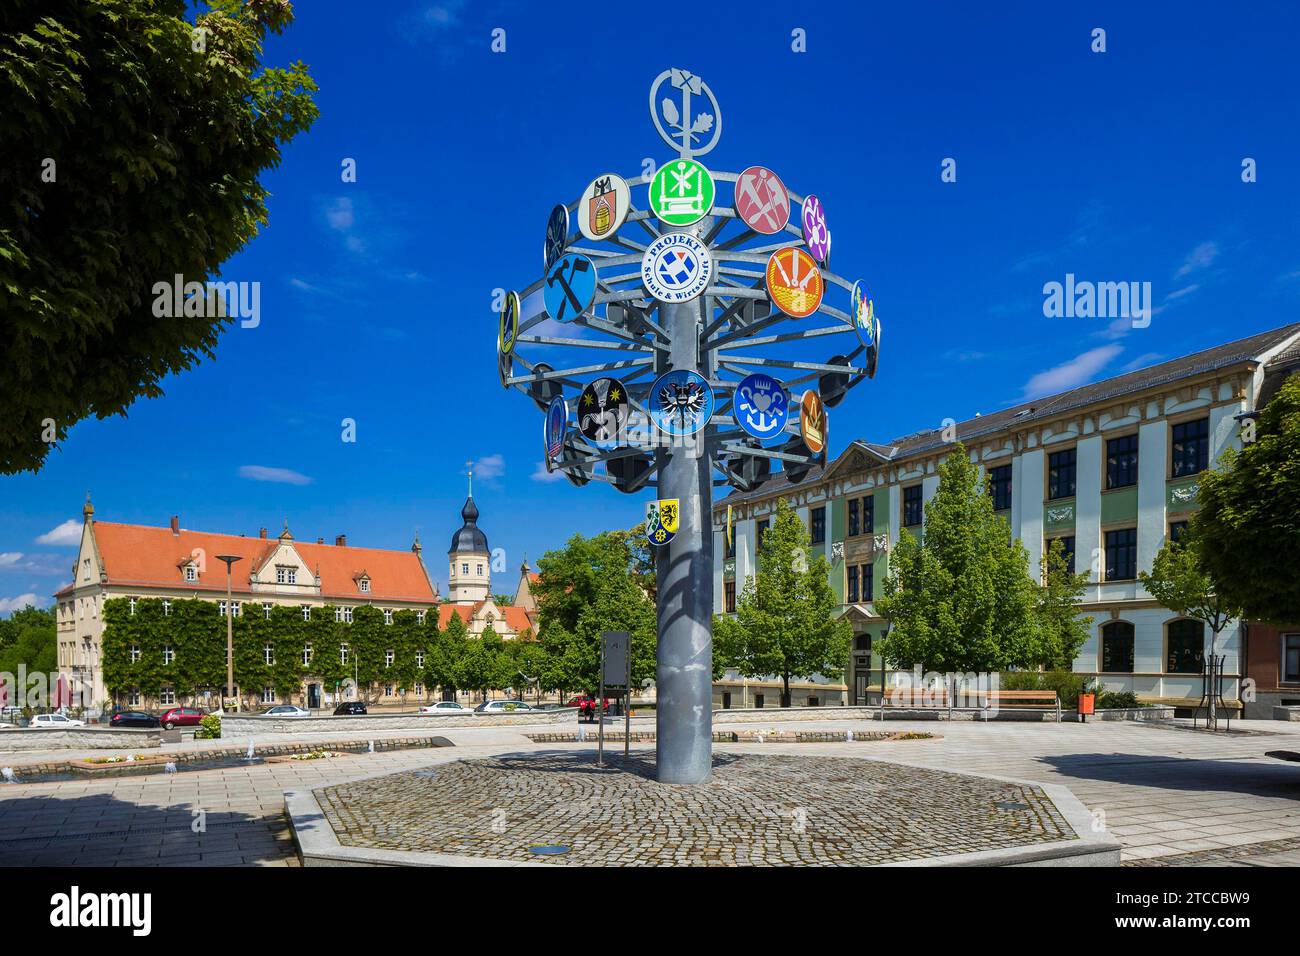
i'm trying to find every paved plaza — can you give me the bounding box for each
[1,718,1299,866]
[314,751,1076,865]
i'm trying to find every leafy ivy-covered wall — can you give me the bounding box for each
[102,597,449,709]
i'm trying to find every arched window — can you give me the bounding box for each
[1101,621,1134,673]
[1167,620,1205,674]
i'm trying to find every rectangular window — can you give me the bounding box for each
[130,644,141,663]
[340,644,349,665]
[263,644,274,666]
[863,495,874,533]
[414,683,424,696]
[415,651,425,669]
[129,598,137,616]
[810,506,826,544]
[163,600,171,616]
[1284,635,1300,684]
[1101,622,1135,673]
[848,498,860,537]
[903,486,923,527]
[303,644,313,666]
[287,568,296,585]
[754,694,764,709]
[756,518,770,552]
[160,686,176,706]
[218,601,227,617]
[383,609,393,625]
[359,579,370,593]
[988,464,1013,511]
[343,606,353,624]
[1167,620,1205,674]
[1171,418,1209,478]
[162,645,175,665]
[261,686,275,704]
[416,610,426,624]
[276,567,287,584]
[724,528,736,559]
[724,581,736,614]
[128,688,141,706]
[263,603,273,620]
[847,565,859,603]
[302,605,311,621]
[1048,449,1077,500]
[1168,520,1189,544]
[861,563,874,602]
[1106,434,1139,489]
[461,563,469,574]
[385,684,395,697]
[335,607,343,623]
[385,649,395,668]
[1104,528,1138,581]
[477,563,484,575]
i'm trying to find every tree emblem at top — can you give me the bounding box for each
[649,68,722,159]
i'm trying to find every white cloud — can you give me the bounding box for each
[1121,352,1165,373]
[532,461,566,483]
[472,454,506,481]
[1176,241,1218,278]
[238,465,313,486]
[325,197,355,231]
[423,1,465,30]
[1165,283,1200,301]
[0,552,21,567]
[1022,345,1123,400]
[36,520,81,546]
[0,593,41,614]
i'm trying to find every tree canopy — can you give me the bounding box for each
[714,497,851,706]
[875,445,1049,672]
[0,0,318,473]
[1193,374,1300,624]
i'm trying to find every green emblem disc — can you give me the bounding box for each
[649,159,715,227]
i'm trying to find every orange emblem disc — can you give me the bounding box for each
[765,248,824,318]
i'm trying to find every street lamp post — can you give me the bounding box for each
[215,555,242,713]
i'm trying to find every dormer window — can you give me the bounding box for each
[276,566,297,585]
[184,565,198,582]
[358,576,370,593]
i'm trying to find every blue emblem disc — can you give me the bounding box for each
[648,369,714,437]
[543,253,597,322]
[735,373,789,442]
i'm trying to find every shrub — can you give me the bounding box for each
[196,713,222,739]
[1098,690,1144,710]
[998,670,1093,707]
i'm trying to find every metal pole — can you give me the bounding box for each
[624,639,632,759]
[1208,630,1218,730]
[597,636,606,768]
[655,223,714,784]
[226,568,235,712]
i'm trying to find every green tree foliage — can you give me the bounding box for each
[714,498,851,706]
[534,528,657,697]
[0,604,56,675]
[1139,531,1241,649]
[101,598,444,710]
[0,0,318,473]
[1193,375,1300,624]
[1036,538,1092,670]
[875,445,1046,672]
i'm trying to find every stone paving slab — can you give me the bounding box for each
[303,750,1115,866]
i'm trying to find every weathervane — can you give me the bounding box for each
[493,69,882,784]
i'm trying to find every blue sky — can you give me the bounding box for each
[3,0,1298,611]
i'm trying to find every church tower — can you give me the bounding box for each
[447,470,490,602]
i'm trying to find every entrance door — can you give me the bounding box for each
[854,670,869,705]
[307,683,321,709]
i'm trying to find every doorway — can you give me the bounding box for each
[307,683,321,709]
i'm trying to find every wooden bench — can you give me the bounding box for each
[968,689,1061,721]
[883,688,951,709]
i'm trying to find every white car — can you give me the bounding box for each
[475,700,534,713]
[420,701,467,713]
[30,713,86,728]
[262,704,310,717]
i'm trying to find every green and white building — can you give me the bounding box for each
[713,324,1300,709]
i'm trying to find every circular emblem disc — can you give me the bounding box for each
[648,159,715,226]
[499,290,521,355]
[765,248,824,318]
[735,372,790,442]
[578,174,631,241]
[649,369,714,437]
[544,396,568,467]
[543,253,598,322]
[577,377,630,449]
[735,166,790,235]
[544,204,569,270]
[850,281,873,349]
[642,233,712,303]
[799,390,828,455]
[801,194,830,263]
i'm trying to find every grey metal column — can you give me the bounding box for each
[655,222,714,785]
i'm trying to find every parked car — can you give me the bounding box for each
[109,711,161,729]
[263,704,310,718]
[160,706,206,730]
[30,712,86,728]
[567,695,611,721]
[333,702,367,715]
[474,699,534,713]
[419,701,467,713]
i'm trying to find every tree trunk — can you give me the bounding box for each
[781,673,791,708]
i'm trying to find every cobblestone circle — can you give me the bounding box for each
[315,751,1075,865]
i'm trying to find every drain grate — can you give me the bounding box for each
[994,801,1030,811]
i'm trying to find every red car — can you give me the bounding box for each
[568,695,611,722]
[160,706,206,730]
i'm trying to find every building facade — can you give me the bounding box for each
[713,324,1300,711]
